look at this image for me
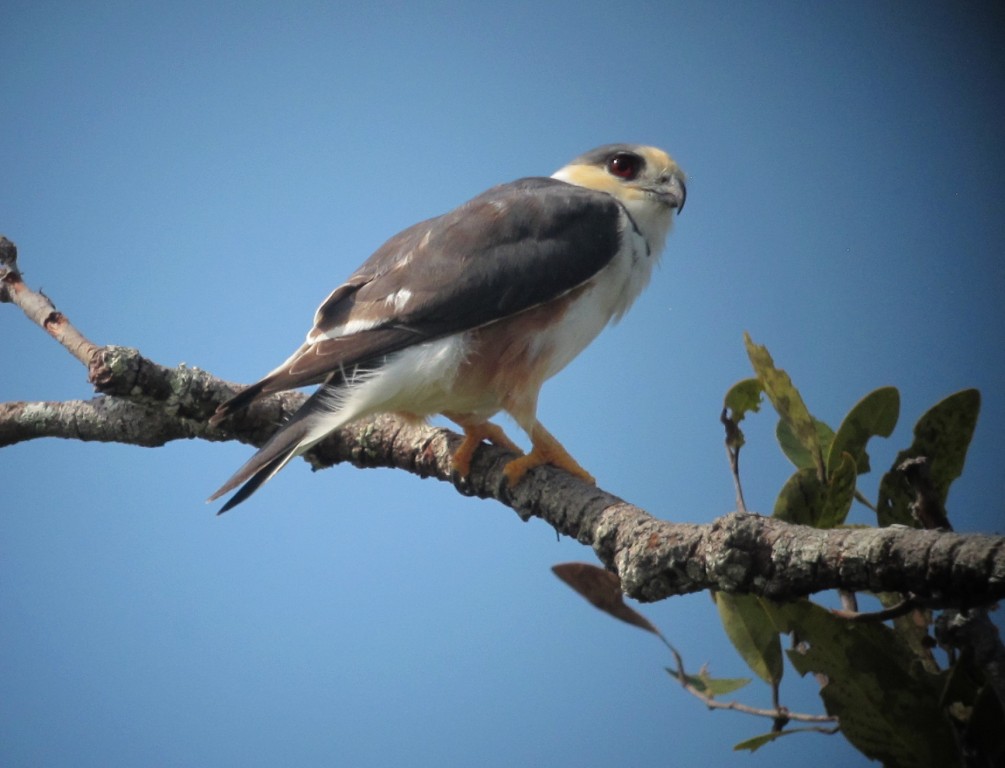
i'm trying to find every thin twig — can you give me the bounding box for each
[831,596,920,623]
[838,590,859,614]
[720,409,748,514]
[0,236,101,367]
[659,632,837,726]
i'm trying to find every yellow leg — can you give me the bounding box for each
[451,421,522,478]
[502,422,595,487]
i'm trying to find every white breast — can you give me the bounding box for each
[531,216,656,380]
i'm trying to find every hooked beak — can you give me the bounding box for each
[660,173,686,214]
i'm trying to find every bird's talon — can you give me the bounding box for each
[502,452,595,488]
[451,438,478,478]
[451,422,522,478]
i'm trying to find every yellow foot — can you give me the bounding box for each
[451,422,522,477]
[502,423,596,487]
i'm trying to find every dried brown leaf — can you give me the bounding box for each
[552,562,659,634]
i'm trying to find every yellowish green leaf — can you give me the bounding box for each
[818,451,857,528]
[776,417,834,471]
[724,378,764,423]
[733,730,796,752]
[829,386,900,475]
[715,592,783,685]
[875,592,936,671]
[877,389,980,527]
[665,667,751,698]
[774,453,859,528]
[723,378,765,452]
[744,333,824,476]
[763,599,959,768]
[773,468,824,526]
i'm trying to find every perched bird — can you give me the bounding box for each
[209,144,686,511]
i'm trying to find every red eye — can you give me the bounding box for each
[607,152,642,180]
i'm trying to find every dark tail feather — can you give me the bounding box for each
[208,380,270,427]
[208,422,308,512]
[208,386,338,512]
[209,339,344,427]
[208,358,344,427]
[215,452,292,513]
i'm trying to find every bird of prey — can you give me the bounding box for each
[208,144,686,511]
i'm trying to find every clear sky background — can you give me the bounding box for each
[3,2,1003,766]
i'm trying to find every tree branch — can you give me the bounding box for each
[1,236,101,366]
[0,397,202,447]
[6,341,1005,609]
[4,235,1005,612]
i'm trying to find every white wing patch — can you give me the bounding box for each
[309,317,384,342]
[385,288,413,313]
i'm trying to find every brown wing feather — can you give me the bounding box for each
[210,177,623,426]
[209,327,423,425]
[286,327,423,376]
[305,178,622,341]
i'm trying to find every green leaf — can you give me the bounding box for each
[665,667,751,697]
[723,378,765,452]
[828,386,900,475]
[772,452,856,529]
[876,592,937,671]
[776,418,834,471]
[733,730,799,752]
[818,452,858,528]
[744,333,824,476]
[877,389,981,527]
[763,599,960,768]
[723,378,764,423]
[773,468,825,526]
[714,592,783,685]
[700,674,752,697]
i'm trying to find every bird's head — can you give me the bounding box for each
[551,144,686,255]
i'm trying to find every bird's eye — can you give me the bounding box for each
[607,152,643,180]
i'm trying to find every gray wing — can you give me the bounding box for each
[210,177,623,423]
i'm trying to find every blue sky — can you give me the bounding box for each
[3,2,1003,766]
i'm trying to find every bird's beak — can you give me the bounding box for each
[640,172,686,214]
[660,173,686,214]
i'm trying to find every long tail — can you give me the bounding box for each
[207,379,271,427]
[208,340,316,428]
[208,387,344,513]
